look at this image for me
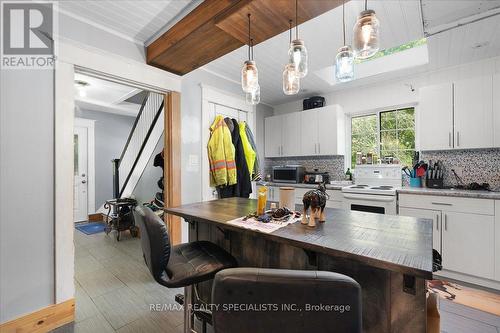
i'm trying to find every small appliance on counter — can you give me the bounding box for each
[303,96,325,110]
[304,169,330,184]
[272,165,305,183]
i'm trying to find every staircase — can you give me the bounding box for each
[113,91,164,200]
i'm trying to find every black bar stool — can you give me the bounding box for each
[212,267,362,333]
[135,206,237,330]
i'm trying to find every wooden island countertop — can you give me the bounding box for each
[165,197,433,279]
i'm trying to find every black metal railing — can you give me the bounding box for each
[112,91,164,198]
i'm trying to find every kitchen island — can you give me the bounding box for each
[165,198,433,333]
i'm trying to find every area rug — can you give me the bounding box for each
[75,222,106,235]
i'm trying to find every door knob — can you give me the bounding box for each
[82,180,87,184]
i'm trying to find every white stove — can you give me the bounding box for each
[341,165,402,215]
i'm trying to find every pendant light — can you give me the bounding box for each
[245,39,260,105]
[353,0,380,59]
[241,14,259,93]
[335,0,354,82]
[288,0,307,78]
[283,20,300,95]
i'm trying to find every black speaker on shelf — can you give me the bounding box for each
[303,96,325,110]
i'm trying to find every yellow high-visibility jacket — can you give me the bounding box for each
[239,122,256,178]
[208,115,237,187]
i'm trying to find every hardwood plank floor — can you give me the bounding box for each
[52,229,184,333]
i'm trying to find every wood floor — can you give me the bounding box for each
[52,229,184,333]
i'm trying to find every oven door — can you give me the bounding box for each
[342,193,397,215]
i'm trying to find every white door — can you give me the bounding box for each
[442,211,494,279]
[264,115,282,157]
[454,76,494,149]
[74,127,88,222]
[300,109,318,156]
[399,207,442,254]
[203,103,249,201]
[281,112,300,156]
[419,83,454,150]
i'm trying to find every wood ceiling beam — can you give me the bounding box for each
[147,0,345,75]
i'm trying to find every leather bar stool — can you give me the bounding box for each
[212,267,362,333]
[135,206,237,331]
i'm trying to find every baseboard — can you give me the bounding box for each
[435,270,500,291]
[0,298,75,333]
[88,213,104,222]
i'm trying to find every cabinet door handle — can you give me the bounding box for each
[436,214,439,231]
[431,202,452,206]
[448,132,452,147]
[318,143,321,154]
[444,214,448,231]
[314,143,317,154]
[456,131,460,147]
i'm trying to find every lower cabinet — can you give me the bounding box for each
[441,212,494,279]
[399,194,497,282]
[399,207,441,254]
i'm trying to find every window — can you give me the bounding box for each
[350,108,415,168]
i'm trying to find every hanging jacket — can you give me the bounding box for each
[208,115,236,187]
[243,122,261,180]
[239,122,257,178]
[218,118,252,198]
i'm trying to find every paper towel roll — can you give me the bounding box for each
[279,187,295,210]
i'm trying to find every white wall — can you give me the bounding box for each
[0,70,55,322]
[272,55,500,116]
[132,134,164,205]
[0,11,178,324]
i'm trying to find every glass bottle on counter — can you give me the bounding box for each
[345,168,352,181]
[356,152,362,165]
[257,186,268,215]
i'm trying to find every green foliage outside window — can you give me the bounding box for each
[351,108,415,168]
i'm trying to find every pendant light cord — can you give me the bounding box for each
[250,38,254,61]
[247,13,251,61]
[365,0,367,11]
[289,19,292,44]
[295,0,298,40]
[342,0,345,45]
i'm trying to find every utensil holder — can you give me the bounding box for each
[409,177,422,188]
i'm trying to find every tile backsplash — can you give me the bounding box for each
[421,148,500,189]
[263,156,346,181]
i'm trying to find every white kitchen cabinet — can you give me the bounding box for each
[454,76,494,149]
[299,109,318,155]
[493,74,500,147]
[282,112,301,156]
[442,211,495,279]
[299,105,345,156]
[419,83,454,150]
[399,207,441,253]
[495,201,500,281]
[264,115,282,157]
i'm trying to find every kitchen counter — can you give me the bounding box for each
[257,180,352,190]
[166,198,432,333]
[398,187,500,200]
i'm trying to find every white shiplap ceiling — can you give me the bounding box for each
[58,0,201,45]
[201,0,500,106]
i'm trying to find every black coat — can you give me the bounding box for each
[218,118,252,198]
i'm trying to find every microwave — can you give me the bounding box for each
[272,166,305,183]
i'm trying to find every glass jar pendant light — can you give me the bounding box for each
[353,0,380,59]
[288,0,307,78]
[241,14,259,94]
[246,84,260,105]
[283,20,300,95]
[335,0,354,82]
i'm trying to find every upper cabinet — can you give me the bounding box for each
[454,76,493,149]
[264,105,345,158]
[419,83,454,150]
[494,74,500,147]
[419,75,498,151]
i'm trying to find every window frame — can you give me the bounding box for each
[346,104,418,170]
